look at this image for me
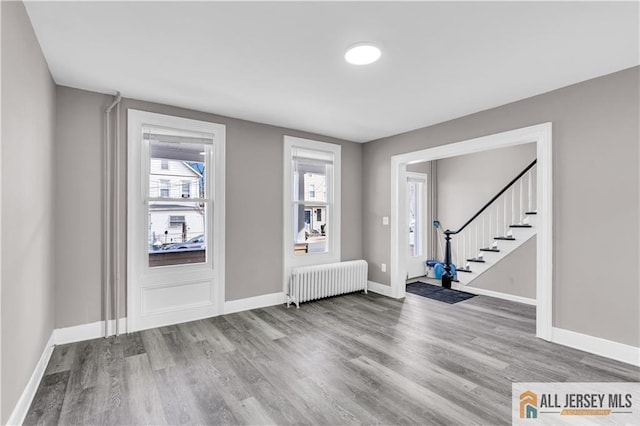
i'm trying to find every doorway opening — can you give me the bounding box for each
[405,171,429,281]
[390,123,553,340]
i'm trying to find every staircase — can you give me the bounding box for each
[441,160,537,289]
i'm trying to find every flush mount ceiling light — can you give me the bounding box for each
[344,42,381,65]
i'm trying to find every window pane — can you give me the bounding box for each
[160,180,170,197]
[293,204,328,255]
[292,157,329,203]
[148,201,207,267]
[181,181,191,198]
[408,181,423,257]
[149,136,206,199]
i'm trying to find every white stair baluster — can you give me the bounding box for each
[496,201,499,239]
[488,211,491,247]
[475,223,478,258]
[533,166,537,212]
[462,231,466,263]
[504,192,508,236]
[528,170,532,213]
[455,238,459,268]
[519,178,523,223]
[511,186,516,227]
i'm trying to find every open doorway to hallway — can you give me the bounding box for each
[390,123,553,340]
[404,144,538,306]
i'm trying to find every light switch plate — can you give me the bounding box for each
[382,216,389,225]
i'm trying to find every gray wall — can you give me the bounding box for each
[469,237,536,299]
[362,67,639,347]
[406,162,429,174]
[1,2,56,423]
[54,88,110,329]
[54,86,362,328]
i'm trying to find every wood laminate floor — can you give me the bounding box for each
[25,292,639,425]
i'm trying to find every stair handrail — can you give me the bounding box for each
[445,159,537,236]
[441,159,537,289]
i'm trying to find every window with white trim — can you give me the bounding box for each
[181,180,191,198]
[284,136,341,269]
[160,179,170,198]
[127,109,226,332]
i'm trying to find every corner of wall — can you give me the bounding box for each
[1,1,57,422]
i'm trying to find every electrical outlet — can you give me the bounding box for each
[381,263,387,272]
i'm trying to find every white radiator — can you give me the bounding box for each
[287,260,368,308]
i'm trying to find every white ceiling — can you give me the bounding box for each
[25,1,639,143]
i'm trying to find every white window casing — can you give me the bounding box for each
[283,136,341,293]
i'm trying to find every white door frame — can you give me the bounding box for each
[390,123,553,340]
[127,110,226,332]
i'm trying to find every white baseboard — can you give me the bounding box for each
[53,318,128,345]
[54,293,288,345]
[455,284,537,306]
[6,332,55,426]
[224,292,285,315]
[367,281,394,297]
[551,327,640,367]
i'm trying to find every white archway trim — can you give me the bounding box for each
[390,122,553,340]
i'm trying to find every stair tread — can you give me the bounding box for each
[457,268,473,273]
[494,236,516,240]
[467,258,486,263]
[510,224,532,228]
[479,248,500,252]
[525,211,537,215]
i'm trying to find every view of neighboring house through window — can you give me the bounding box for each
[293,156,329,254]
[147,130,208,267]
